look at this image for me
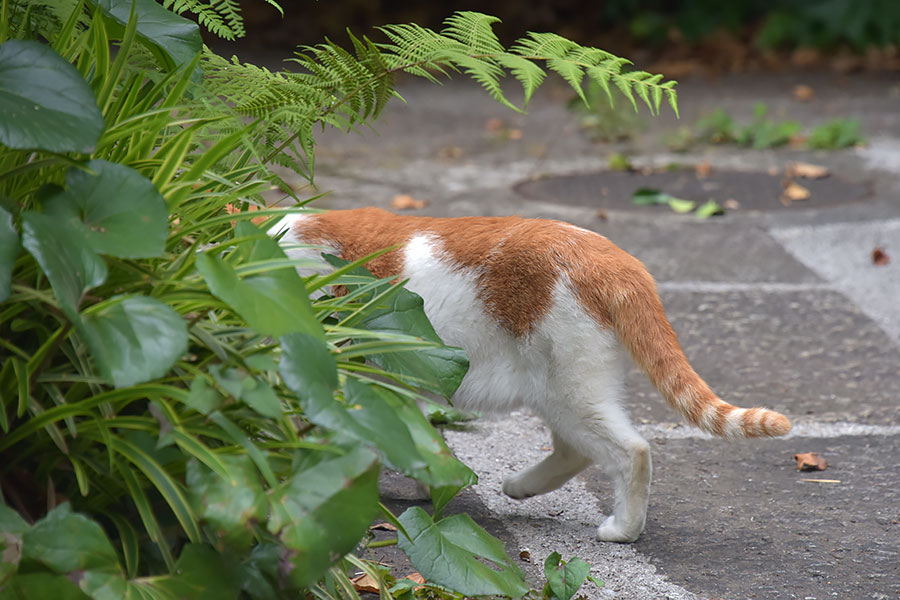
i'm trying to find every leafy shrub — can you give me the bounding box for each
[1,2,674,597]
[806,118,864,149]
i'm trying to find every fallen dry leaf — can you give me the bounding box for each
[595,208,609,221]
[437,145,464,159]
[507,128,523,140]
[794,452,828,471]
[723,199,741,211]
[781,181,811,205]
[350,573,380,594]
[485,117,505,132]
[369,522,397,532]
[695,161,712,179]
[786,162,829,179]
[391,194,427,210]
[792,84,815,102]
[519,549,532,562]
[873,247,890,266]
[405,573,426,585]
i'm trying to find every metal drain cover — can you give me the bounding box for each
[514,168,869,211]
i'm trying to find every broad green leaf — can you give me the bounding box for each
[197,224,322,340]
[0,40,104,153]
[268,446,380,588]
[186,455,267,549]
[21,210,107,319]
[0,573,90,600]
[278,332,339,416]
[94,0,202,70]
[543,552,591,600]
[77,295,187,388]
[239,376,282,419]
[21,504,120,574]
[352,383,475,513]
[78,571,146,600]
[0,206,17,303]
[397,507,528,598]
[342,378,427,476]
[45,160,168,259]
[186,377,222,415]
[153,544,239,600]
[323,256,468,398]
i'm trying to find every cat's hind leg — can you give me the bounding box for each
[502,432,592,499]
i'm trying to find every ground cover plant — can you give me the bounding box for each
[0,1,677,598]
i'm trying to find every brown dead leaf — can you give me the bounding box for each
[391,194,427,210]
[485,117,504,132]
[369,522,397,532]
[723,199,741,211]
[785,162,829,179]
[437,145,464,159]
[507,128,523,140]
[694,161,712,179]
[595,208,609,221]
[350,573,381,594]
[792,84,815,102]
[873,247,890,266]
[405,573,426,585]
[519,549,532,562]
[781,182,811,205]
[794,452,828,471]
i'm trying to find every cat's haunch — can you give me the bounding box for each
[273,207,791,542]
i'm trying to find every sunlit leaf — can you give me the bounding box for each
[93,0,202,69]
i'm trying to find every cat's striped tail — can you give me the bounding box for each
[607,273,791,439]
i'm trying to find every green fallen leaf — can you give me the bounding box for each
[695,200,725,219]
[667,198,696,213]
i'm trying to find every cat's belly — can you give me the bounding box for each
[402,235,553,412]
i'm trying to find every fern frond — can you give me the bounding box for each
[191,11,678,189]
[162,0,254,40]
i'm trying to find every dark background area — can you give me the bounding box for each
[212,0,900,74]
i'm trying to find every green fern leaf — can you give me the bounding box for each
[495,53,545,105]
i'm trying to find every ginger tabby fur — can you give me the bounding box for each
[272,207,791,542]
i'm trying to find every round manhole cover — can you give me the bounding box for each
[514,168,869,211]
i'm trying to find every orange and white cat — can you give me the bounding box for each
[271,207,791,543]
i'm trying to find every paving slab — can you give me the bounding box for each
[624,434,900,600]
[625,289,900,427]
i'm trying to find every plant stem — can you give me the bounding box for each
[368,537,398,548]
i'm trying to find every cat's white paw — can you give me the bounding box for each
[596,515,641,543]
[501,475,535,500]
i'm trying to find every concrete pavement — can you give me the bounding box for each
[295,71,900,599]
